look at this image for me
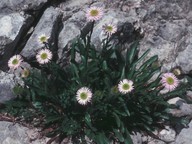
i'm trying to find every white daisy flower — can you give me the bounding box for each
[36,49,53,64]
[161,73,179,91]
[86,6,104,21]
[8,55,23,70]
[103,23,117,36]
[118,79,134,94]
[21,68,30,78]
[76,87,92,105]
[38,34,49,44]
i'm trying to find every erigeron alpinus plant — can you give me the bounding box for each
[2,6,190,144]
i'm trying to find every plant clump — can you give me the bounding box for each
[2,6,191,144]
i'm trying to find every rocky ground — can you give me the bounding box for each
[0,0,192,143]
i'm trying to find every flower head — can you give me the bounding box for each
[172,67,182,76]
[86,6,103,21]
[8,55,23,70]
[21,68,30,78]
[36,49,53,64]
[118,79,134,94]
[161,73,179,91]
[76,87,92,105]
[38,34,49,44]
[103,23,117,36]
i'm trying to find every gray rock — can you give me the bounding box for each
[91,8,139,49]
[148,139,166,144]
[59,0,90,9]
[176,43,192,73]
[57,0,140,62]
[168,97,192,117]
[138,0,192,73]
[0,121,29,144]
[0,13,33,70]
[142,131,166,144]
[167,97,185,105]
[57,0,92,63]
[159,126,176,142]
[186,91,192,101]
[0,0,48,14]
[58,10,86,62]
[141,127,176,144]
[21,7,61,60]
[0,71,18,103]
[173,121,192,144]
[131,132,142,144]
[0,121,49,144]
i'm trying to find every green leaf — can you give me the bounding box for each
[120,67,126,79]
[132,49,150,66]
[13,85,24,95]
[102,61,108,70]
[113,129,124,142]
[124,129,133,144]
[45,115,62,124]
[85,113,97,132]
[71,63,79,78]
[126,41,139,65]
[123,104,130,116]
[113,112,121,128]
[115,49,125,65]
[139,55,158,70]
[81,55,87,66]
[95,132,109,144]
[70,39,77,62]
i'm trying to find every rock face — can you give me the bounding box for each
[0,0,192,143]
[173,121,192,144]
[168,97,192,117]
[0,71,19,103]
[138,0,192,73]
[1,0,192,73]
[0,121,48,144]
[21,7,61,60]
[0,13,33,70]
[0,0,48,13]
[0,0,48,70]
[0,13,24,56]
[0,121,29,144]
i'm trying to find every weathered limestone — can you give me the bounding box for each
[21,7,61,60]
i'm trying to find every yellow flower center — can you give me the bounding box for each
[41,53,48,60]
[90,9,99,16]
[40,36,47,42]
[173,68,181,76]
[123,84,130,90]
[111,86,118,94]
[80,92,88,100]
[106,26,113,32]
[22,69,30,78]
[166,77,174,85]
[12,59,19,65]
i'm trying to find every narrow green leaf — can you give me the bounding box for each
[115,49,125,65]
[113,129,124,142]
[132,49,150,66]
[102,61,108,70]
[71,64,79,78]
[124,129,133,144]
[127,41,139,64]
[120,67,126,79]
[85,113,97,132]
[113,112,121,128]
[81,55,87,66]
[139,55,158,70]
[123,104,130,116]
[96,132,109,144]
